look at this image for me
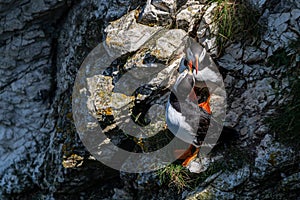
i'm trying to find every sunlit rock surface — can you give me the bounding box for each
[138,0,176,26]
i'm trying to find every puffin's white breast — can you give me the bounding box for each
[165,99,196,144]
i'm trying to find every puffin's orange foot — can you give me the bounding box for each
[182,148,199,167]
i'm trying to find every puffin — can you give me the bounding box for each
[166,39,238,167]
[165,67,212,167]
[182,38,223,89]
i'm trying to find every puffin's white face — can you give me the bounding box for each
[186,47,199,74]
[186,48,195,62]
[185,42,207,75]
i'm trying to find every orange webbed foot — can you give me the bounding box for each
[182,148,199,167]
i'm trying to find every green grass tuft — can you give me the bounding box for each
[157,164,191,192]
[209,0,262,56]
[156,143,254,191]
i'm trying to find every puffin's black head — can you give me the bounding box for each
[172,70,195,100]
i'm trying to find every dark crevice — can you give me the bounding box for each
[48,37,58,105]
[42,0,80,104]
[0,77,19,93]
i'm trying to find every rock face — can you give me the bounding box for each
[0,0,70,196]
[0,0,143,198]
[186,134,297,199]
[72,9,191,173]
[0,0,299,199]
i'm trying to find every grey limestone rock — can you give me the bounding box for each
[243,46,266,64]
[138,0,176,26]
[248,0,267,10]
[253,134,294,178]
[1,0,299,198]
[0,0,70,196]
[176,4,204,32]
[197,2,218,56]
[0,0,142,198]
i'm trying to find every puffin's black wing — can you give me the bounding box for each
[170,92,211,146]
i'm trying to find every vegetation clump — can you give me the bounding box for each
[156,147,251,193]
[209,0,262,55]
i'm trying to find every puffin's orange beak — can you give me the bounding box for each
[195,55,199,74]
[188,60,193,72]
